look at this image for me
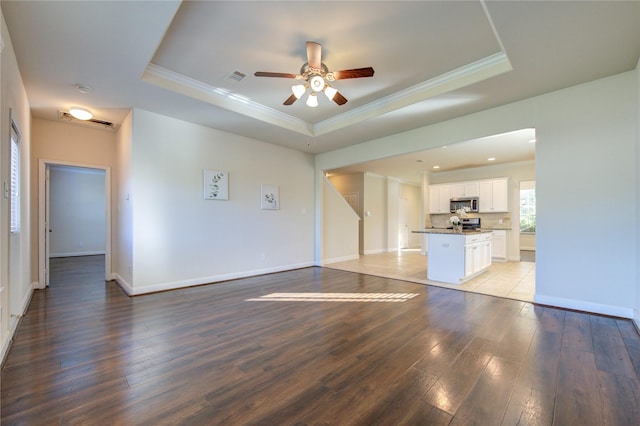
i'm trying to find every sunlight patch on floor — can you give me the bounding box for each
[247,292,419,303]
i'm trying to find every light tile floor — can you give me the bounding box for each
[324,249,535,302]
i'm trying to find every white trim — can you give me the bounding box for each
[362,248,386,255]
[534,294,634,319]
[120,262,315,296]
[38,159,112,288]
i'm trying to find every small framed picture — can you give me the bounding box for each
[203,170,229,200]
[261,184,279,209]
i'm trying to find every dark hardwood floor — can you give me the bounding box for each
[2,255,639,425]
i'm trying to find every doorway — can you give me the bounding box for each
[38,160,111,288]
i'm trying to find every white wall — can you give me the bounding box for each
[30,119,117,284]
[125,109,315,294]
[0,9,32,361]
[636,60,640,328]
[322,178,360,264]
[49,166,105,257]
[400,182,421,248]
[363,173,386,254]
[317,70,638,319]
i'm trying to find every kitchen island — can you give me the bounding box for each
[413,229,493,284]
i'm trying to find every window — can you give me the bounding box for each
[520,181,535,234]
[10,119,21,234]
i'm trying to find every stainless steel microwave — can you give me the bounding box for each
[450,197,479,213]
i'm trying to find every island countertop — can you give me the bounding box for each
[412,229,494,235]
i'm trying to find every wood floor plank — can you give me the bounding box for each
[590,314,637,378]
[449,356,520,425]
[2,256,640,424]
[553,347,604,426]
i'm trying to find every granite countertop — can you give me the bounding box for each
[412,228,494,235]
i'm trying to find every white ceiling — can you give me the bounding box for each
[2,1,639,180]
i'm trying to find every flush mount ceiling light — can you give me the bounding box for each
[255,41,374,107]
[69,107,93,120]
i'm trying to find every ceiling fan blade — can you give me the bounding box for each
[332,91,348,106]
[332,67,375,80]
[307,41,322,70]
[254,71,299,79]
[283,93,298,105]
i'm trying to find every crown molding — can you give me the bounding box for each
[142,64,313,136]
[143,51,511,138]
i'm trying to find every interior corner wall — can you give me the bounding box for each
[129,109,315,294]
[316,70,638,319]
[113,111,133,291]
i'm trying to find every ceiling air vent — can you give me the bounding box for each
[58,111,117,131]
[225,70,247,83]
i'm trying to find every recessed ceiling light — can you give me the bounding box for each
[488,157,496,161]
[69,107,93,120]
[529,139,536,143]
[441,146,448,149]
[433,165,440,169]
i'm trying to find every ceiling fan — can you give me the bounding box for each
[254,41,374,107]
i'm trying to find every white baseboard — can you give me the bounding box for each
[111,273,133,295]
[117,262,315,296]
[534,293,634,319]
[362,248,386,255]
[322,254,360,265]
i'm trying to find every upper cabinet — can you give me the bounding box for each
[430,178,509,214]
[429,184,451,213]
[478,178,509,212]
[450,182,479,198]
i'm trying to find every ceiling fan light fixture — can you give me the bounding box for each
[324,85,337,101]
[306,92,318,107]
[291,84,307,99]
[310,75,324,92]
[69,107,93,121]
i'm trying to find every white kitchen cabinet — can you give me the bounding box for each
[479,178,509,212]
[464,232,492,277]
[427,231,492,284]
[450,182,479,198]
[451,183,465,198]
[464,182,480,197]
[491,230,507,261]
[429,184,451,213]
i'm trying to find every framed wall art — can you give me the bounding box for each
[260,184,279,209]
[203,170,229,200]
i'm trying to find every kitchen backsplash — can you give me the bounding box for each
[427,212,512,230]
